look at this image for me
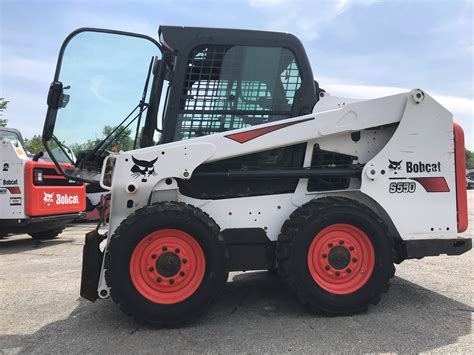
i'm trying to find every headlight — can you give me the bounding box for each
[101,156,116,189]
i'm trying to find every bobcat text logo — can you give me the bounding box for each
[388,159,402,174]
[131,156,158,183]
[388,159,442,174]
[406,161,441,173]
[2,179,18,185]
[56,194,79,205]
[43,192,54,206]
[43,192,79,206]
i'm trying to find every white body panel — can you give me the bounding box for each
[96,90,460,295]
[0,140,28,220]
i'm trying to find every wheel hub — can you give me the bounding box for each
[130,229,205,304]
[307,224,375,295]
[156,252,181,277]
[328,246,350,270]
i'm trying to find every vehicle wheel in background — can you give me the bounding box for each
[29,227,64,240]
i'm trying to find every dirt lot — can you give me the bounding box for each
[1,193,473,353]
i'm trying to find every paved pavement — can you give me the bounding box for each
[1,192,473,353]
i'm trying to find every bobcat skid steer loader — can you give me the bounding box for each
[0,127,86,239]
[42,26,470,326]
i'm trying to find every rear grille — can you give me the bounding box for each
[33,167,82,186]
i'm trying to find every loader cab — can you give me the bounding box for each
[43,26,318,189]
[157,26,318,143]
[0,128,25,146]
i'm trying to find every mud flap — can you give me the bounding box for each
[80,229,106,302]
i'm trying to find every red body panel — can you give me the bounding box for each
[24,161,86,217]
[453,123,468,233]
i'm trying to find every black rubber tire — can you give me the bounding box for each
[29,227,64,240]
[105,202,228,327]
[85,197,94,212]
[277,197,395,316]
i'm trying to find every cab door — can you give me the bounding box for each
[43,29,162,183]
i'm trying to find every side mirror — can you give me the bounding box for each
[47,81,63,109]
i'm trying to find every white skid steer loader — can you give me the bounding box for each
[42,26,470,326]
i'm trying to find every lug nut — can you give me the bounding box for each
[328,243,333,248]
[339,240,344,245]
[349,246,354,251]
[322,253,327,259]
[149,267,154,272]
[182,259,188,264]
[352,258,357,263]
[156,277,162,282]
[346,268,352,273]
[162,246,168,251]
[151,254,157,259]
[169,279,174,284]
[180,271,185,277]
[335,271,340,276]
[325,265,330,270]
[175,248,180,253]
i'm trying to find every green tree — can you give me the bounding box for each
[466,149,474,170]
[0,98,9,127]
[102,125,134,151]
[24,135,45,154]
[69,125,133,156]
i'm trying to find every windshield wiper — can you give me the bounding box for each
[133,57,154,149]
[51,134,74,164]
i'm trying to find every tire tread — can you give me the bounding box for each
[105,201,226,327]
[276,197,396,316]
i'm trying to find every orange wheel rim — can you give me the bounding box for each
[307,224,375,295]
[130,229,205,304]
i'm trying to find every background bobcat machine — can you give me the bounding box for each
[41,26,470,326]
[0,127,86,239]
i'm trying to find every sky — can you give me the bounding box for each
[0,0,473,148]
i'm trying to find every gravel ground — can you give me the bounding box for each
[1,192,473,353]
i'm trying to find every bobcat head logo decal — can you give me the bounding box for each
[388,159,402,174]
[43,192,54,206]
[131,156,158,183]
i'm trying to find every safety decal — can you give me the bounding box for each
[10,197,21,206]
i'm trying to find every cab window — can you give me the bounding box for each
[0,130,20,142]
[174,45,302,140]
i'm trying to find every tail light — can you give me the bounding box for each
[32,167,81,186]
[453,122,468,233]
